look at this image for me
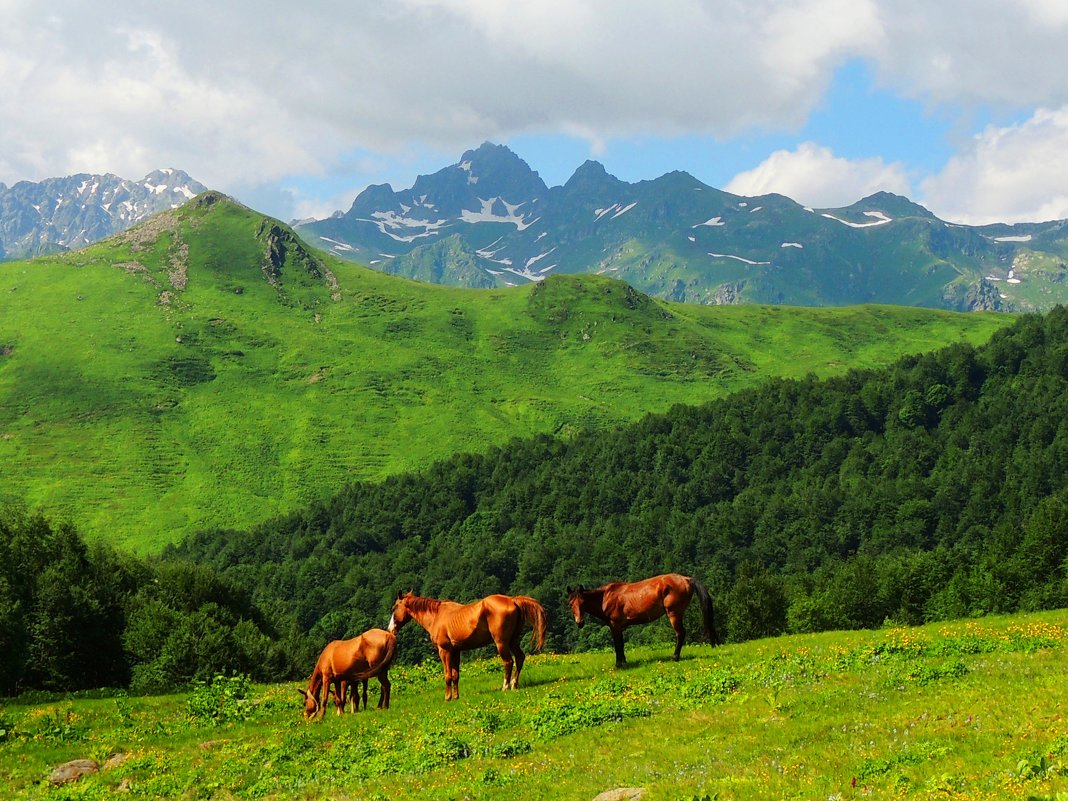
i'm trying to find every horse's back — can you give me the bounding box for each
[605,573,694,621]
[329,629,396,676]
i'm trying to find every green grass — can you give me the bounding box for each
[0,196,1015,551]
[2,610,1066,800]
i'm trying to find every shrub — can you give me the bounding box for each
[186,673,253,725]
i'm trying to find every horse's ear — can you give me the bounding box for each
[396,589,405,600]
[577,584,585,593]
[565,585,572,594]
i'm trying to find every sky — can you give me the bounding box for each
[3,1,1068,226]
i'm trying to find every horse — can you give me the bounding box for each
[566,573,717,667]
[298,628,396,720]
[387,590,547,701]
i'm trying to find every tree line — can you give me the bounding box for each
[172,307,1068,657]
[5,307,1068,694]
[0,507,313,696]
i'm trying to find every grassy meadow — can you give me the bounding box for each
[2,609,1066,800]
[0,195,1014,551]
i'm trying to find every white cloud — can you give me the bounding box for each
[725,143,911,208]
[3,1,1068,223]
[0,1,878,190]
[866,0,1068,108]
[919,107,1068,224]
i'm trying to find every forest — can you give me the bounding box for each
[3,307,1068,694]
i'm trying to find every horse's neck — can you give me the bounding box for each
[585,589,610,620]
[407,598,446,633]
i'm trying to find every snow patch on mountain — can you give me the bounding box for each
[360,211,449,243]
[460,198,538,230]
[822,210,893,228]
[709,252,771,265]
[524,248,556,269]
[694,216,725,228]
[320,236,356,253]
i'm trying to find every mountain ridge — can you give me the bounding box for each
[295,144,1068,313]
[0,168,206,261]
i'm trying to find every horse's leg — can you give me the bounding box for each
[509,627,525,689]
[495,634,514,691]
[360,679,369,711]
[611,626,627,668]
[378,674,391,709]
[437,646,453,701]
[332,679,345,715]
[668,609,686,661]
[451,651,462,701]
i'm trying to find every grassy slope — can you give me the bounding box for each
[2,610,1066,800]
[0,196,1013,551]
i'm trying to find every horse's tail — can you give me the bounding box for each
[691,577,719,645]
[512,595,547,651]
[352,632,398,680]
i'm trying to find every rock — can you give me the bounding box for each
[592,788,645,801]
[48,758,99,785]
[103,751,130,770]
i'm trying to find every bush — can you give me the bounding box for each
[186,673,254,725]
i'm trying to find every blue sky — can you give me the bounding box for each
[3,1,1068,225]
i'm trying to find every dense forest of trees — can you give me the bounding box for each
[172,308,1068,658]
[5,308,1068,694]
[0,508,310,696]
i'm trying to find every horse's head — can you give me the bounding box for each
[387,589,414,633]
[297,688,320,721]
[566,585,587,628]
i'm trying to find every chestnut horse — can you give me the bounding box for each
[567,573,717,667]
[388,591,547,701]
[298,628,396,720]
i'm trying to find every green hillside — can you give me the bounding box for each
[2,612,1065,800]
[0,194,1012,551]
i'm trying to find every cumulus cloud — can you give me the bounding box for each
[3,1,1068,222]
[919,107,1068,224]
[0,0,878,190]
[725,143,911,208]
[866,0,1068,108]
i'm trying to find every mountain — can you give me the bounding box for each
[0,168,206,260]
[296,143,1068,312]
[0,192,1010,550]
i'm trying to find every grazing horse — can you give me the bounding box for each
[388,591,547,701]
[567,573,717,667]
[298,628,396,720]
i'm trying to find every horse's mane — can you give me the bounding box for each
[407,595,445,614]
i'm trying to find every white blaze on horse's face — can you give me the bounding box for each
[388,597,409,632]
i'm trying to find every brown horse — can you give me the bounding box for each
[298,628,396,720]
[567,573,717,667]
[387,591,547,701]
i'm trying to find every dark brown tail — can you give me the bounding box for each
[512,595,547,651]
[691,578,719,645]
